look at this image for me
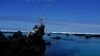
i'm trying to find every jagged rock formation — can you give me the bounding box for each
[0,24,46,56]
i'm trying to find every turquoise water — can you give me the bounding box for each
[3,33,100,56]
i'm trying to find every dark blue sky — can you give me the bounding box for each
[0,0,100,33]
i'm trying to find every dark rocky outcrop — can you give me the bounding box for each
[0,24,46,56]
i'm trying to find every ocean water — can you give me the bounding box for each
[3,33,100,56]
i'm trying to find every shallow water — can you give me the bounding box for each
[3,33,100,56]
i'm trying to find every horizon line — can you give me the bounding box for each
[1,29,100,34]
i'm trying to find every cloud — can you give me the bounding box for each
[44,19,100,28]
[0,16,100,28]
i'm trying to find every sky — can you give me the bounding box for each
[0,0,100,33]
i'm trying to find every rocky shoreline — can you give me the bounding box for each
[0,24,46,56]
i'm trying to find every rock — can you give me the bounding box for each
[85,35,90,39]
[47,33,51,36]
[0,24,46,56]
[66,34,69,36]
[90,34,100,37]
[51,36,61,40]
[73,34,85,36]
[46,42,51,46]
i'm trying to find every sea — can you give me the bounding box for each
[3,32,100,56]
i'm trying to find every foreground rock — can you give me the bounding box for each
[0,24,46,56]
